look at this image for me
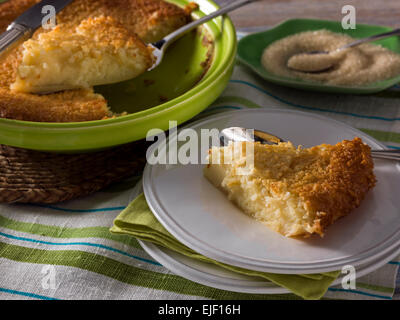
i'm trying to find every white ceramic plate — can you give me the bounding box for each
[139,240,400,294]
[143,109,400,274]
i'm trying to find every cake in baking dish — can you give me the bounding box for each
[0,0,191,122]
[204,137,376,238]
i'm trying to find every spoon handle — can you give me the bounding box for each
[340,28,400,51]
[370,149,400,161]
[152,0,255,50]
[220,127,400,161]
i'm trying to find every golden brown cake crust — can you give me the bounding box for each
[56,0,191,44]
[0,0,190,122]
[297,137,376,236]
[0,87,109,122]
[205,137,376,238]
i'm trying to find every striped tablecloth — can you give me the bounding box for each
[1,30,399,300]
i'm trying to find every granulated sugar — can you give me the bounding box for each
[261,30,400,86]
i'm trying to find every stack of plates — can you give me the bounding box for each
[140,109,400,294]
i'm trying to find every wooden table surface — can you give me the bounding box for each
[215,0,400,29]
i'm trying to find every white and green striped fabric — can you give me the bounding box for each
[1,29,400,300]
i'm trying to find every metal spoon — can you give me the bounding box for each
[287,28,400,73]
[148,0,256,71]
[220,127,400,161]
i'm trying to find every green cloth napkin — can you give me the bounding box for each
[110,193,340,300]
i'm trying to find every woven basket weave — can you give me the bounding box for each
[0,140,149,204]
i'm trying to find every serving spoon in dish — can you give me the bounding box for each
[149,0,257,71]
[220,126,400,161]
[287,28,400,73]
